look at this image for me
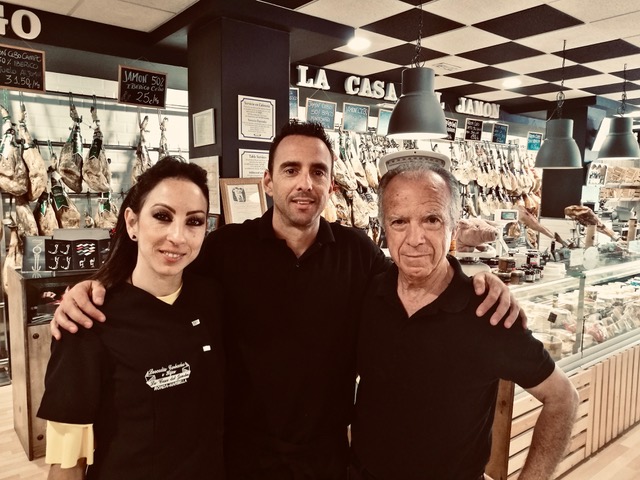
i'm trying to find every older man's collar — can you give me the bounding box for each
[376,256,472,314]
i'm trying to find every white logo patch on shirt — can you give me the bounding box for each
[145,362,191,391]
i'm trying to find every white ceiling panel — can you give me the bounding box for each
[324,56,401,76]
[297,0,412,28]
[424,0,543,25]
[334,29,405,55]
[426,27,508,56]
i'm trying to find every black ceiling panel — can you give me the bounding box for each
[559,40,640,64]
[582,81,640,95]
[260,0,314,9]
[447,66,518,82]
[366,44,446,65]
[509,83,567,96]
[459,42,544,64]
[474,5,583,40]
[529,64,601,82]
[439,83,495,97]
[611,67,640,81]
[299,50,357,67]
[361,8,464,43]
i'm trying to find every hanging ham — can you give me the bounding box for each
[15,195,39,237]
[18,103,47,201]
[131,115,152,185]
[0,105,28,196]
[58,104,84,193]
[50,173,81,228]
[34,192,60,236]
[83,105,111,192]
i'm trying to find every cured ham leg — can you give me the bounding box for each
[131,116,152,185]
[18,103,47,200]
[517,205,569,247]
[564,205,619,241]
[83,104,111,192]
[58,104,84,193]
[0,105,28,196]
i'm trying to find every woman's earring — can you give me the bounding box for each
[131,235,137,241]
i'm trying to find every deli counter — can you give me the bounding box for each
[500,255,640,479]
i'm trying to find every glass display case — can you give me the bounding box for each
[512,256,640,370]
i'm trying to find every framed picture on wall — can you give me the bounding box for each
[219,178,267,224]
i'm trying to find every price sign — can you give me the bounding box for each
[445,117,458,141]
[492,123,508,144]
[118,65,166,108]
[0,44,45,93]
[464,118,483,141]
[289,87,299,119]
[342,102,369,133]
[527,131,543,151]
[306,98,336,130]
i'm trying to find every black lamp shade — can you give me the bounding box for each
[534,118,582,169]
[598,116,640,160]
[387,67,447,140]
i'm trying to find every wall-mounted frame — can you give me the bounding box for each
[219,178,267,224]
[207,214,221,234]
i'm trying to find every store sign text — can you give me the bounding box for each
[296,65,398,102]
[0,5,41,40]
[455,97,500,119]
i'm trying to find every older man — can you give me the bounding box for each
[350,162,579,480]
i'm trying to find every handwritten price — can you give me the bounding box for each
[4,75,40,90]
[135,92,160,105]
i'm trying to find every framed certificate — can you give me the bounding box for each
[219,178,267,224]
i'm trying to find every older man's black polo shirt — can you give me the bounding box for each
[352,257,555,480]
[192,208,389,479]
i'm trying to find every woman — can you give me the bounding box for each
[37,157,224,480]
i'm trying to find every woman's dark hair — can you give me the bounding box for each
[92,156,209,289]
[268,119,335,174]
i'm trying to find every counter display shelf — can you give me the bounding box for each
[511,257,640,366]
[7,269,94,460]
[501,256,640,479]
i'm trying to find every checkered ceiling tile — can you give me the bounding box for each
[291,0,640,115]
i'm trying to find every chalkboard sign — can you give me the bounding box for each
[492,123,508,144]
[0,43,45,93]
[289,87,299,119]
[377,109,392,136]
[306,98,336,130]
[527,131,543,151]
[445,117,458,141]
[342,102,369,133]
[118,65,167,108]
[464,118,483,141]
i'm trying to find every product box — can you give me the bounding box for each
[44,228,111,272]
[22,236,52,274]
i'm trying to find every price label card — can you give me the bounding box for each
[118,65,167,108]
[569,248,584,267]
[0,44,45,93]
[464,118,483,141]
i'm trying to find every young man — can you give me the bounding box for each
[52,121,522,479]
[350,163,578,480]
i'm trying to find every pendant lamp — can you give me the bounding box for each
[598,65,640,160]
[535,41,582,169]
[386,3,446,140]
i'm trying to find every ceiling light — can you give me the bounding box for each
[347,36,371,51]
[503,77,521,89]
[598,64,640,160]
[386,3,446,140]
[535,41,582,169]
